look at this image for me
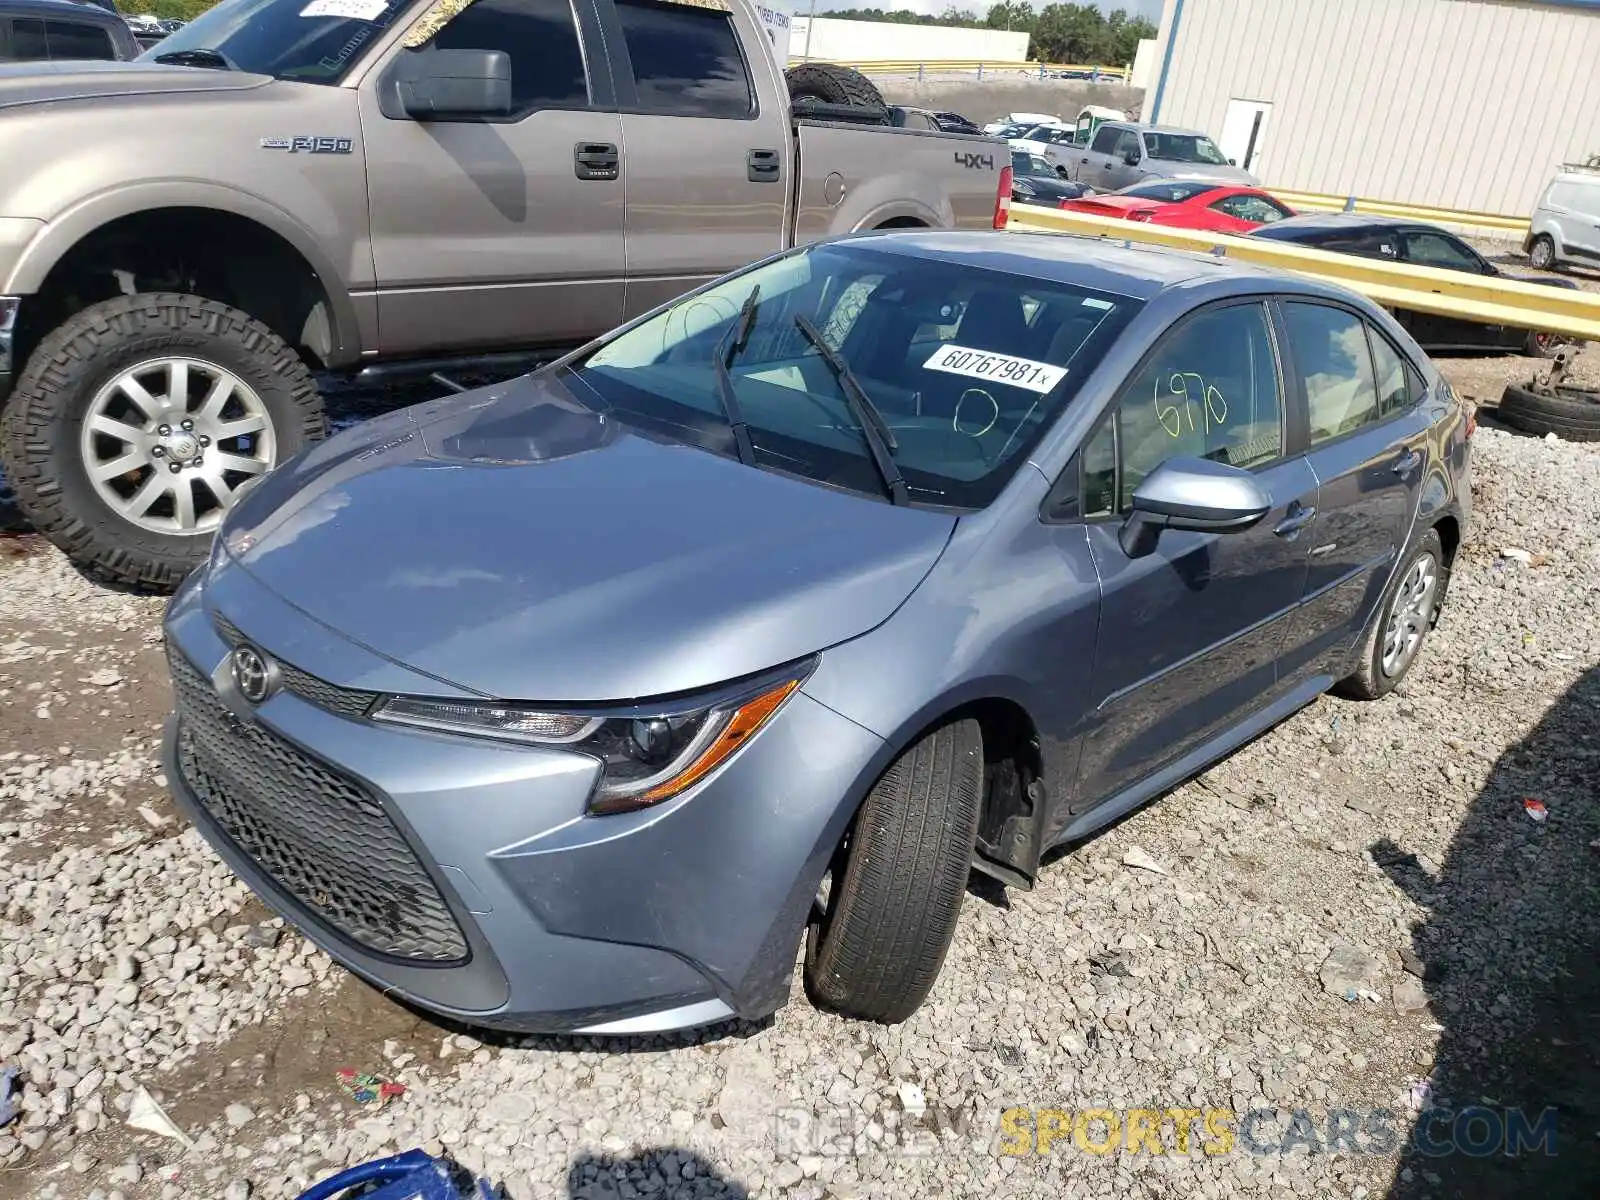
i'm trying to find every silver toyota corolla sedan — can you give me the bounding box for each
[161,231,1471,1035]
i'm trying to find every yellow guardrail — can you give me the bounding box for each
[1270,189,1530,238]
[1006,203,1600,341]
[798,58,1130,81]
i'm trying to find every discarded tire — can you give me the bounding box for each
[785,63,887,112]
[1497,382,1600,442]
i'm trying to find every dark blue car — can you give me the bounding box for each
[161,231,1472,1035]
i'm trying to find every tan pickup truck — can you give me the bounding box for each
[0,0,1008,589]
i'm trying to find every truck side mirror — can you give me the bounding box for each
[394,48,513,120]
[1123,149,1140,166]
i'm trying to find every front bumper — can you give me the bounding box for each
[161,557,883,1034]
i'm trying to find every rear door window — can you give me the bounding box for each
[1369,328,1413,418]
[1282,302,1381,443]
[11,17,48,59]
[615,0,753,119]
[45,19,116,59]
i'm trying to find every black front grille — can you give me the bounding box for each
[169,647,468,962]
[211,613,377,720]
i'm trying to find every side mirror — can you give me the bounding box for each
[1228,157,1237,166]
[395,48,512,120]
[1123,149,1141,166]
[1117,457,1272,558]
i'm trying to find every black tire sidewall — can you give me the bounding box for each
[1530,236,1555,270]
[2,295,321,590]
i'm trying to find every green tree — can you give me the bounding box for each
[984,1,1036,32]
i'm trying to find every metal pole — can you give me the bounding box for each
[802,0,816,61]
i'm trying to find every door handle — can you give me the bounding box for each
[1392,449,1422,477]
[747,148,781,183]
[574,142,619,181]
[1274,501,1317,539]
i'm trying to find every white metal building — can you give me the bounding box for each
[788,17,1029,64]
[1146,0,1600,217]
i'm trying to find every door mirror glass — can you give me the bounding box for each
[396,47,513,119]
[1119,457,1271,556]
[1123,149,1141,166]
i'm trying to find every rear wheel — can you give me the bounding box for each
[804,718,983,1023]
[1335,528,1445,701]
[0,293,323,592]
[1523,329,1568,358]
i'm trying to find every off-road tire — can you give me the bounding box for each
[0,293,324,592]
[1528,234,1556,271]
[1497,381,1600,442]
[785,63,887,112]
[804,717,983,1023]
[1335,528,1446,701]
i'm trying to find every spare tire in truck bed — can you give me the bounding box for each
[785,63,887,112]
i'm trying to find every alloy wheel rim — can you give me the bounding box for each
[1533,241,1553,269]
[1380,554,1438,679]
[79,358,276,535]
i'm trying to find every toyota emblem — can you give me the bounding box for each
[230,645,275,704]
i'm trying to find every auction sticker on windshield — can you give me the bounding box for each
[300,0,389,18]
[923,345,1068,394]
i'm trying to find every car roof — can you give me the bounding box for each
[0,0,123,20]
[838,229,1362,306]
[1251,212,1437,238]
[1106,122,1210,138]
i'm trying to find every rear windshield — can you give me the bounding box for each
[564,242,1141,510]
[1142,132,1228,165]
[1118,180,1220,202]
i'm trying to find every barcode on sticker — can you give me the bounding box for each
[922,344,1068,394]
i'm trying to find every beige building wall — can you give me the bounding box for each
[1147,0,1600,217]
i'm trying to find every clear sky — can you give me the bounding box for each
[814,0,1164,20]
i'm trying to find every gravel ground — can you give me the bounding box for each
[2,389,1598,1200]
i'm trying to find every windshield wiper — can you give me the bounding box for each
[711,284,761,466]
[152,48,239,71]
[793,314,908,505]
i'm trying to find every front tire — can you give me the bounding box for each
[1528,234,1556,271]
[1335,528,1445,701]
[0,294,323,592]
[804,717,983,1023]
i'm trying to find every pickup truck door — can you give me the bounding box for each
[1073,124,1122,185]
[1102,129,1144,190]
[357,0,626,355]
[597,0,788,319]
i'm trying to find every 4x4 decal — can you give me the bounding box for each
[954,151,994,171]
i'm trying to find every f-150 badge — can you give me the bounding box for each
[260,136,354,154]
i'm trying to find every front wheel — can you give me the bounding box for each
[1528,234,1556,271]
[1335,528,1446,701]
[804,717,983,1023]
[0,294,324,592]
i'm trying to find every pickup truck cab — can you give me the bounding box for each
[1064,121,1258,192]
[0,0,1006,590]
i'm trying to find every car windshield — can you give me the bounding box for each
[1142,132,1229,165]
[1118,180,1220,202]
[1012,152,1055,178]
[564,243,1141,510]
[140,0,422,84]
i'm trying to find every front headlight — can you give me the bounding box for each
[372,659,815,814]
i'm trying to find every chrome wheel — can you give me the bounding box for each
[1380,553,1438,679]
[78,358,276,535]
[1530,238,1555,270]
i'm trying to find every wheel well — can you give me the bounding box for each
[874,217,927,230]
[1432,514,1461,568]
[17,208,336,376]
[948,697,1044,879]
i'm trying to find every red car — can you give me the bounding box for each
[1061,181,1296,233]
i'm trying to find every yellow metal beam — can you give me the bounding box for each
[1269,190,1529,237]
[1007,204,1600,341]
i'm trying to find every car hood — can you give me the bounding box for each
[1152,162,1258,185]
[218,372,958,702]
[0,61,271,111]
